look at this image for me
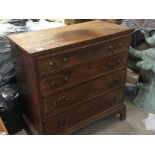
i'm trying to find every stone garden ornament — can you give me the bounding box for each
[129,30,155,113]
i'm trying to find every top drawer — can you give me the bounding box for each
[36,36,130,76]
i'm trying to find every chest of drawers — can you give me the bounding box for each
[8,20,132,134]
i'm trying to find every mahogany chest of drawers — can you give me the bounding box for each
[8,20,132,134]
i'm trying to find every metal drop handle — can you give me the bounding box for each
[106,58,121,69]
[107,79,120,87]
[50,75,68,87]
[52,96,70,106]
[49,57,68,69]
[108,42,122,53]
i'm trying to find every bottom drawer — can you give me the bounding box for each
[43,88,124,134]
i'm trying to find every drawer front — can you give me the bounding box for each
[37,37,130,76]
[44,88,124,134]
[39,53,127,96]
[42,70,126,116]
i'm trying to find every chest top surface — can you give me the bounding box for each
[7,20,132,54]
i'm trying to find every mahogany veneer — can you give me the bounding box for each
[8,20,132,134]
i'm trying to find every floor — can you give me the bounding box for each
[16,96,155,135]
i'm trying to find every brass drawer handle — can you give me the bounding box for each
[108,42,122,53]
[108,45,114,50]
[49,57,68,69]
[50,80,55,86]
[118,42,122,47]
[64,75,68,81]
[49,61,53,66]
[50,76,68,87]
[107,62,113,67]
[106,59,121,69]
[57,118,71,129]
[107,79,120,87]
[113,49,119,53]
[49,61,62,69]
[52,96,70,106]
[63,57,68,62]
[108,45,119,53]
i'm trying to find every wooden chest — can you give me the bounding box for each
[8,20,132,134]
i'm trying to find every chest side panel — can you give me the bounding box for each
[10,42,43,134]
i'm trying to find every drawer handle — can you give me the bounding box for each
[108,45,114,50]
[52,96,70,106]
[64,75,68,81]
[63,57,68,62]
[49,57,68,69]
[107,79,120,87]
[118,42,122,47]
[108,42,122,53]
[50,80,55,86]
[49,61,53,66]
[49,61,62,69]
[108,46,119,53]
[106,59,121,69]
[50,76,68,87]
[57,118,71,129]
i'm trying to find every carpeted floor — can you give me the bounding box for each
[16,96,155,135]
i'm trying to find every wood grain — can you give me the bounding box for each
[8,20,132,54]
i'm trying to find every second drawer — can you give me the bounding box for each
[39,53,127,96]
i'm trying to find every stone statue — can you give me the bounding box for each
[129,30,155,113]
